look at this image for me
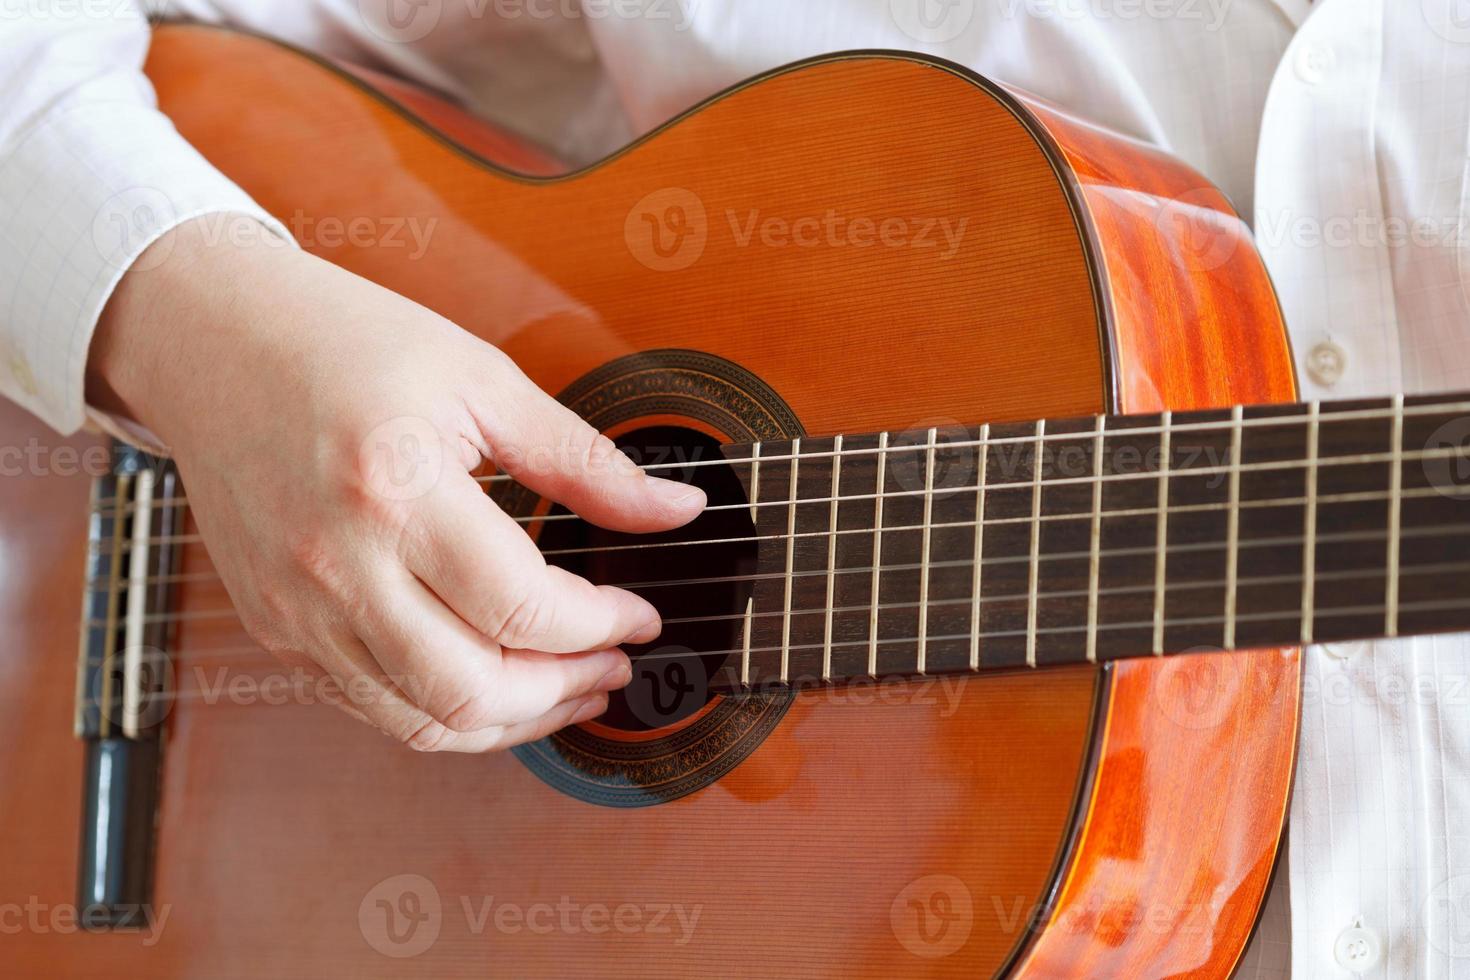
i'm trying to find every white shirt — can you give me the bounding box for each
[4,1,1470,975]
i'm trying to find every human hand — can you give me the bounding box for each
[87,218,706,751]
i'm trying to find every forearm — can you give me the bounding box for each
[0,3,290,435]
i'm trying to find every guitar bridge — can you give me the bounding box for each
[74,445,184,928]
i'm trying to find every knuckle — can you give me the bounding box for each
[440,686,503,733]
[493,586,554,649]
[286,530,347,591]
[341,472,416,533]
[402,717,455,753]
[237,606,293,654]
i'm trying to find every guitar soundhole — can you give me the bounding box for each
[537,425,756,732]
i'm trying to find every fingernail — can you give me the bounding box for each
[595,662,632,692]
[572,696,608,724]
[651,479,706,509]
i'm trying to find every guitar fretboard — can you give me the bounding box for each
[714,393,1470,691]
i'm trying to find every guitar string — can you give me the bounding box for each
[83,482,1468,605]
[79,554,1470,670]
[75,594,1470,713]
[86,442,1470,560]
[77,407,1470,707]
[90,396,1470,515]
[81,513,1469,645]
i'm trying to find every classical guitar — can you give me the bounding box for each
[4,22,1469,979]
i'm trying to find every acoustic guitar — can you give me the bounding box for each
[3,21,1469,979]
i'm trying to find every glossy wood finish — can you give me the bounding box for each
[1013,94,1299,979]
[0,25,1298,978]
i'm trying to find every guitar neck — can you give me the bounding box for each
[714,393,1470,691]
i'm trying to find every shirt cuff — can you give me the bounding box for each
[0,100,296,438]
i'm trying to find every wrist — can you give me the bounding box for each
[86,214,296,445]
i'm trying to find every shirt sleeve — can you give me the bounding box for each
[0,4,294,436]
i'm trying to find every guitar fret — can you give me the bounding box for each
[706,392,1470,690]
[121,466,157,739]
[868,432,888,676]
[1152,410,1172,655]
[741,441,760,686]
[1301,402,1320,644]
[781,438,800,681]
[1386,394,1405,637]
[1086,415,1105,664]
[1026,419,1045,669]
[917,428,937,674]
[1223,405,1244,649]
[970,424,990,670]
[822,435,842,680]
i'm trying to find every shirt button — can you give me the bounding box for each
[1334,923,1384,972]
[1306,340,1347,388]
[1294,42,1336,85]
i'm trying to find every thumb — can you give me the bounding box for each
[479,373,707,533]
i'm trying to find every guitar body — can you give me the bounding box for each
[0,24,1300,978]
